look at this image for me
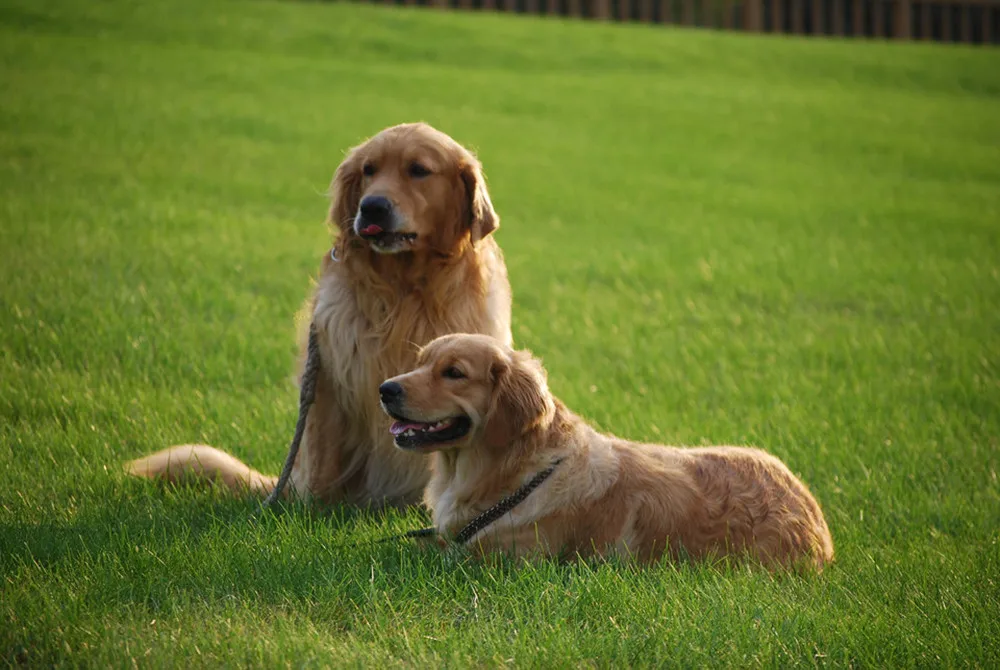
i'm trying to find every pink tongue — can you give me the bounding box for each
[390,421,426,436]
[360,224,384,236]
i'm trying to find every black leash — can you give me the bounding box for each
[380,457,564,545]
[260,321,322,510]
[262,247,343,511]
[375,526,437,544]
[453,457,563,544]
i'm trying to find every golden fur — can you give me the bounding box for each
[381,334,835,570]
[126,123,512,506]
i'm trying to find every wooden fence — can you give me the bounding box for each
[371,0,999,44]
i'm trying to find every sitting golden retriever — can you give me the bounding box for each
[127,123,512,507]
[379,334,835,569]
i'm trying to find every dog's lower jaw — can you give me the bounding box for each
[351,219,418,254]
[369,237,415,254]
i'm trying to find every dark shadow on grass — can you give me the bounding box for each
[1,478,429,577]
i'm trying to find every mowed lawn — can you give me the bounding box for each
[2,0,999,665]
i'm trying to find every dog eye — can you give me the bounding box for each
[408,162,431,178]
[362,162,376,177]
[442,366,465,380]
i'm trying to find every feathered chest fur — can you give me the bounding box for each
[311,243,511,427]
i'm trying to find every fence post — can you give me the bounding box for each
[594,0,611,19]
[985,5,993,43]
[960,3,972,42]
[832,0,844,33]
[773,0,784,31]
[745,0,763,29]
[812,0,825,33]
[792,0,804,32]
[893,0,911,37]
[640,0,653,21]
[942,3,952,40]
[663,0,674,22]
[852,0,863,35]
[683,0,695,24]
[722,0,734,27]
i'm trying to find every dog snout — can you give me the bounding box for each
[358,195,393,229]
[379,381,404,406]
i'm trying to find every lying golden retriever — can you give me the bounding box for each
[379,334,835,569]
[127,123,512,506]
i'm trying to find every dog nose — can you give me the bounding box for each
[359,195,393,225]
[379,381,403,405]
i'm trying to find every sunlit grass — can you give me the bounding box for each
[1,0,999,665]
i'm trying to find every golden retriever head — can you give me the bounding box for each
[330,123,498,255]
[378,334,555,453]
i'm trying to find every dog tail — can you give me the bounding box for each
[124,444,278,495]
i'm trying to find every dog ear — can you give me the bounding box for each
[484,350,552,449]
[460,157,499,244]
[329,146,364,233]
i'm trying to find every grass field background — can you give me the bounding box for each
[2,0,999,665]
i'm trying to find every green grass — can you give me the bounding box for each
[2,0,999,665]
